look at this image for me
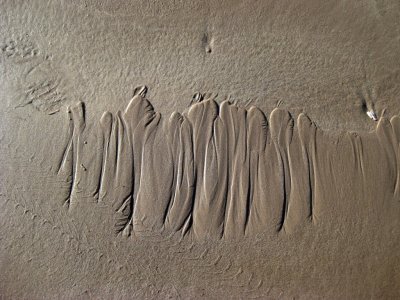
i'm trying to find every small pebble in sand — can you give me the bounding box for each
[367,110,378,121]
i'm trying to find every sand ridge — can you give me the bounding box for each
[58,86,400,240]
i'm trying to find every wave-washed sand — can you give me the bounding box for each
[1,0,400,298]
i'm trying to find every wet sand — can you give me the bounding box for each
[1,0,400,298]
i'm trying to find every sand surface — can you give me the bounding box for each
[1,1,400,299]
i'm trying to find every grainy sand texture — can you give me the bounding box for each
[1,1,400,299]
